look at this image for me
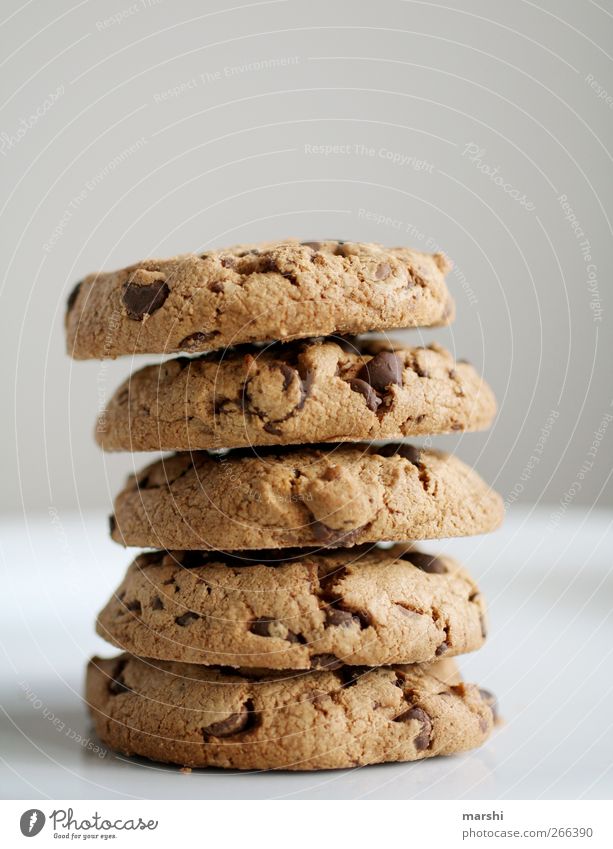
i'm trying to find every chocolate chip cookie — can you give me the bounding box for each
[96,338,496,451]
[66,240,454,359]
[110,443,504,551]
[96,545,487,669]
[86,653,494,769]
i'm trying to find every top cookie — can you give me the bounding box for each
[65,240,454,359]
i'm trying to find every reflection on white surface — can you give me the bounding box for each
[1,506,612,799]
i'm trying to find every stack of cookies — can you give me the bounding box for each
[66,239,503,771]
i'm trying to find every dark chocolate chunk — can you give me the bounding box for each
[202,700,256,738]
[279,363,297,391]
[348,378,381,411]
[122,279,169,320]
[250,617,301,642]
[357,351,403,393]
[175,611,200,626]
[394,705,432,750]
[311,521,363,547]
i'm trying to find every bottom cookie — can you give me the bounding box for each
[86,654,495,770]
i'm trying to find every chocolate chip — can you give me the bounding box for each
[175,611,200,626]
[400,551,447,574]
[375,443,422,467]
[108,659,131,695]
[250,617,302,642]
[66,280,82,313]
[125,600,142,613]
[122,279,169,320]
[375,262,391,280]
[311,521,363,547]
[250,618,274,638]
[357,352,403,393]
[151,595,164,610]
[263,422,282,435]
[394,705,432,750]
[325,608,360,628]
[279,363,297,391]
[202,699,256,738]
[213,397,232,416]
[479,688,498,721]
[435,641,448,656]
[348,378,381,411]
[209,280,224,293]
[178,331,216,351]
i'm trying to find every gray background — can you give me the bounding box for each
[1,0,612,515]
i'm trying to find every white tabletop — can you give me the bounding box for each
[1,506,611,800]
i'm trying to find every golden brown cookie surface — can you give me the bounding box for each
[96,545,487,669]
[110,443,504,550]
[66,240,454,359]
[96,339,495,451]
